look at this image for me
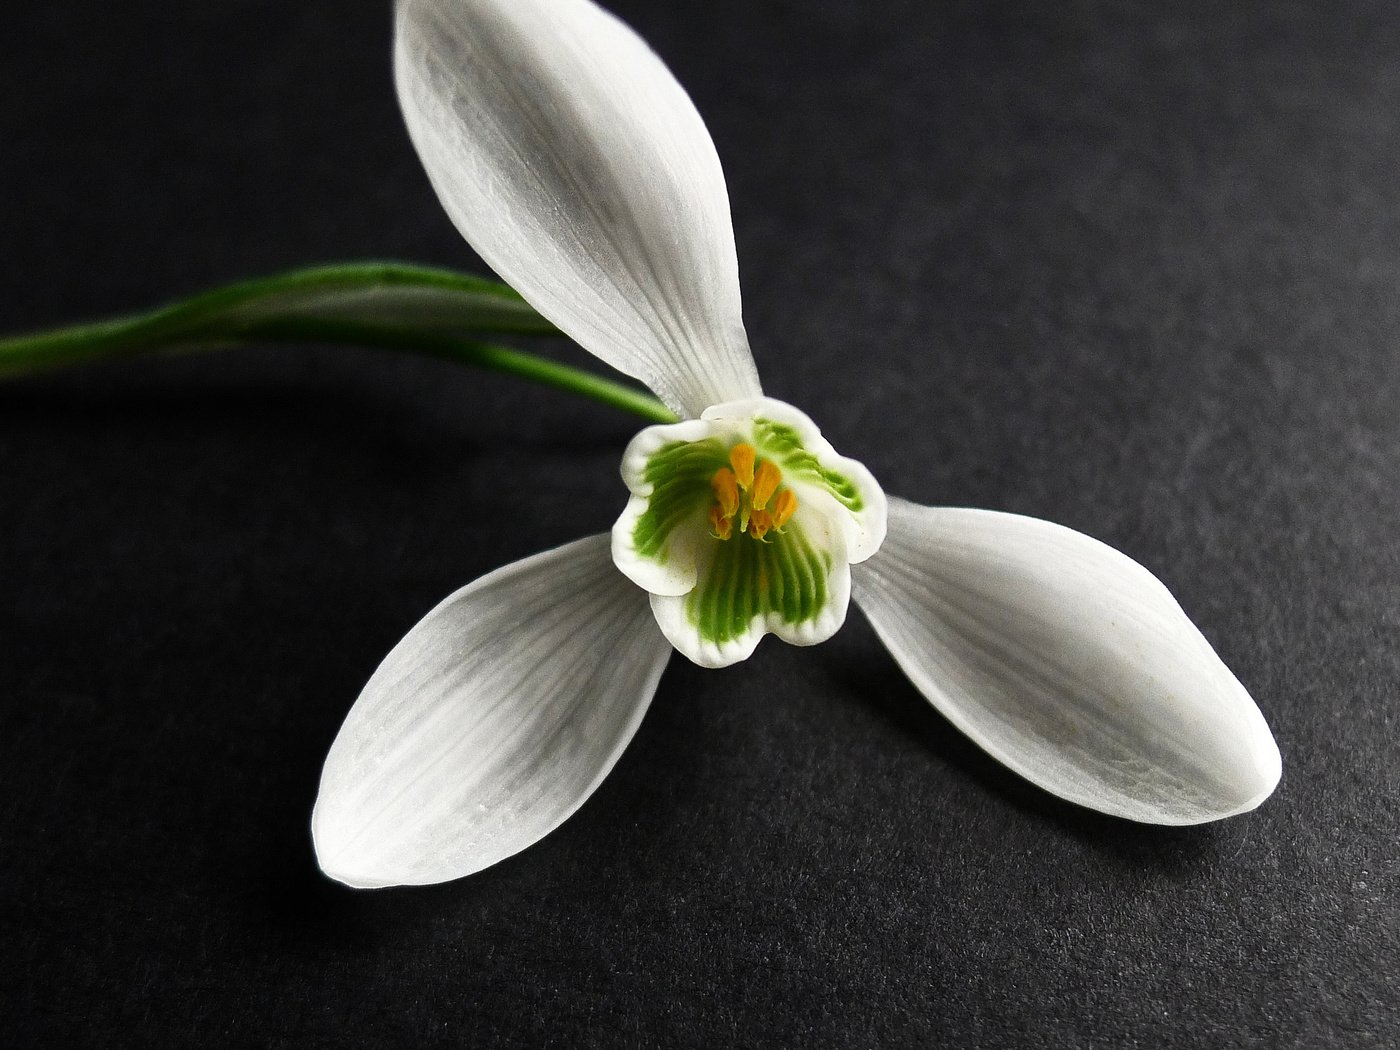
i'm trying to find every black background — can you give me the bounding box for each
[3,1,1397,1046]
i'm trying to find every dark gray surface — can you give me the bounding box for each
[2,1,1396,1046]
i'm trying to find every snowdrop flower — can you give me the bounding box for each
[312,0,1281,888]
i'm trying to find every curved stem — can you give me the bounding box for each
[0,261,677,424]
[235,317,678,423]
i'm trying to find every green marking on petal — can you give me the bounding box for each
[685,521,833,645]
[631,438,730,560]
[752,419,865,512]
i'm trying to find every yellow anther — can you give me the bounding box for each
[751,460,782,510]
[708,504,733,540]
[710,467,739,517]
[770,488,797,529]
[709,445,796,544]
[748,509,774,541]
[729,443,756,489]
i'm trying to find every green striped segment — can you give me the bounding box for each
[752,419,864,512]
[685,522,832,645]
[631,438,730,561]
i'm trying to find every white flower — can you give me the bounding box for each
[611,397,886,668]
[312,0,1281,888]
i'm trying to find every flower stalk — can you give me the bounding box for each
[0,261,676,424]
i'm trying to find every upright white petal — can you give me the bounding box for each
[853,498,1281,824]
[395,0,763,418]
[314,535,672,887]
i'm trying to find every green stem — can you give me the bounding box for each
[0,261,677,424]
[236,317,677,423]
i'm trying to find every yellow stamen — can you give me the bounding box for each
[751,460,782,510]
[707,444,798,544]
[770,488,797,529]
[729,443,756,489]
[710,467,739,517]
[708,504,733,540]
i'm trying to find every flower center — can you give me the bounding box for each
[707,442,797,542]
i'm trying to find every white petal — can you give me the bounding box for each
[313,535,671,887]
[395,0,763,418]
[853,498,1281,824]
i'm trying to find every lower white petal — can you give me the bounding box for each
[852,498,1281,824]
[313,535,671,887]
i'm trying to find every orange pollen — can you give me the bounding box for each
[751,460,782,510]
[708,445,797,542]
[708,504,733,540]
[748,509,774,540]
[710,467,739,517]
[729,443,756,489]
[770,489,797,529]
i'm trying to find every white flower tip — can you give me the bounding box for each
[1175,710,1282,824]
[312,796,496,889]
[1090,669,1283,826]
[311,797,395,890]
[311,787,468,889]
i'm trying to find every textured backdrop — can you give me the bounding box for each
[2,1,1396,1046]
